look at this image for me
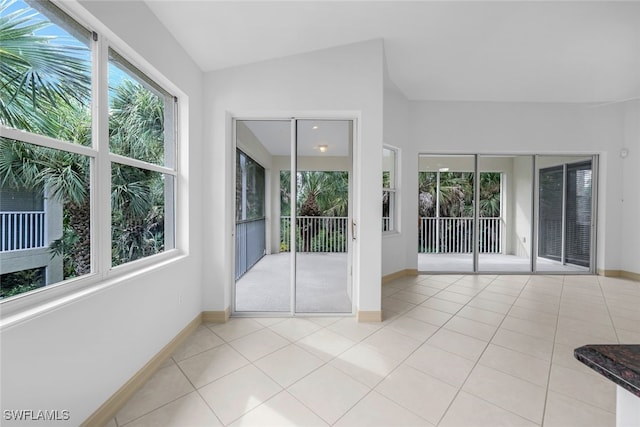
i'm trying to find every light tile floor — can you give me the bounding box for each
[108,274,640,427]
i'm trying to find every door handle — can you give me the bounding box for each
[351,221,357,241]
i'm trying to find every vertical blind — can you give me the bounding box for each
[538,160,592,268]
[565,162,592,267]
[538,166,564,261]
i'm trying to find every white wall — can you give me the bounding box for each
[620,100,640,275]
[236,121,274,170]
[204,40,384,314]
[512,156,534,258]
[382,65,411,276]
[0,1,204,424]
[407,101,625,274]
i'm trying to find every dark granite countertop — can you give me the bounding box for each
[575,345,640,398]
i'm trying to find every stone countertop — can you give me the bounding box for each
[575,345,640,398]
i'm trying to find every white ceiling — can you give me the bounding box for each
[241,120,351,157]
[146,1,640,103]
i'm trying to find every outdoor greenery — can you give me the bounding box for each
[418,171,502,253]
[280,170,349,252]
[418,171,501,218]
[0,0,168,297]
[0,267,44,299]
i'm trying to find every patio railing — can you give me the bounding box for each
[1,211,46,252]
[281,216,348,253]
[419,217,503,254]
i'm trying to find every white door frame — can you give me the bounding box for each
[231,115,357,316]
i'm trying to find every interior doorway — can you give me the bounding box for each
[233,119,354,314]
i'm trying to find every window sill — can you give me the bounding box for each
[0,250,187,330]
[382,231,401,239]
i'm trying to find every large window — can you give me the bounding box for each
[108,50,176,267]
[382,146,398,233]
[0,0,178,301]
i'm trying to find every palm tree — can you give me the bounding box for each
[109,79,165,163]
[286,171,349,252]
[419,171,500,218]
[0,88,91,279]
[1,1,167,290]
[418,170,501,253]
[296,171,348,217]
[419,171,471,217]
[1,0,92,284]
[0,0,91,133]
[109,81,167,265]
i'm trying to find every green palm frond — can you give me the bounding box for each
[0,0,91,132]
[109,80,164,163]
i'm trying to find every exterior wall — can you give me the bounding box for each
[0,1,204,424]
[0,188,63,284]
[204,40,384,315]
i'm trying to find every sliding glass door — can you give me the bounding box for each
[234,119,353,315]
[418,155,475,272]
[295,120,352,313]
[418,154,596,274]
[537,157,593,272]
[235,120,290,312]
[478,155,533,272]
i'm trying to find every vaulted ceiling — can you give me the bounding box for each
[146,1,640,104]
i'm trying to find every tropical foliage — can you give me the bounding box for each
[418,171,501,218]
[0,0,168,297]
[279,170,349,252]
[280,171,349,217]
[418,171,502,253]
[0,0,91,134]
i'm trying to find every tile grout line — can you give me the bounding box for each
[331,275,484,426]
[235,318,373,427]
[113,274,635,426]
[181,319,272,426]
[596,276,622,345]
[433,274,541,426]
[372,275,523,426]
[538,275,565,427]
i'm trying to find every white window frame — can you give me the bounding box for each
[0,0,185,323]
[383,144,400,234]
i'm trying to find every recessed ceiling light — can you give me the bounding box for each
[318,145,328,153]
[312,125,319,130]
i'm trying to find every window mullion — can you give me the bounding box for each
[109,153,176,176]
[0,127,97,158]
[95,35,111,278]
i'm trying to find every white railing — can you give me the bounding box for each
[1,211,46,252]
[281,216,348,253]
[419,217,503,254]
